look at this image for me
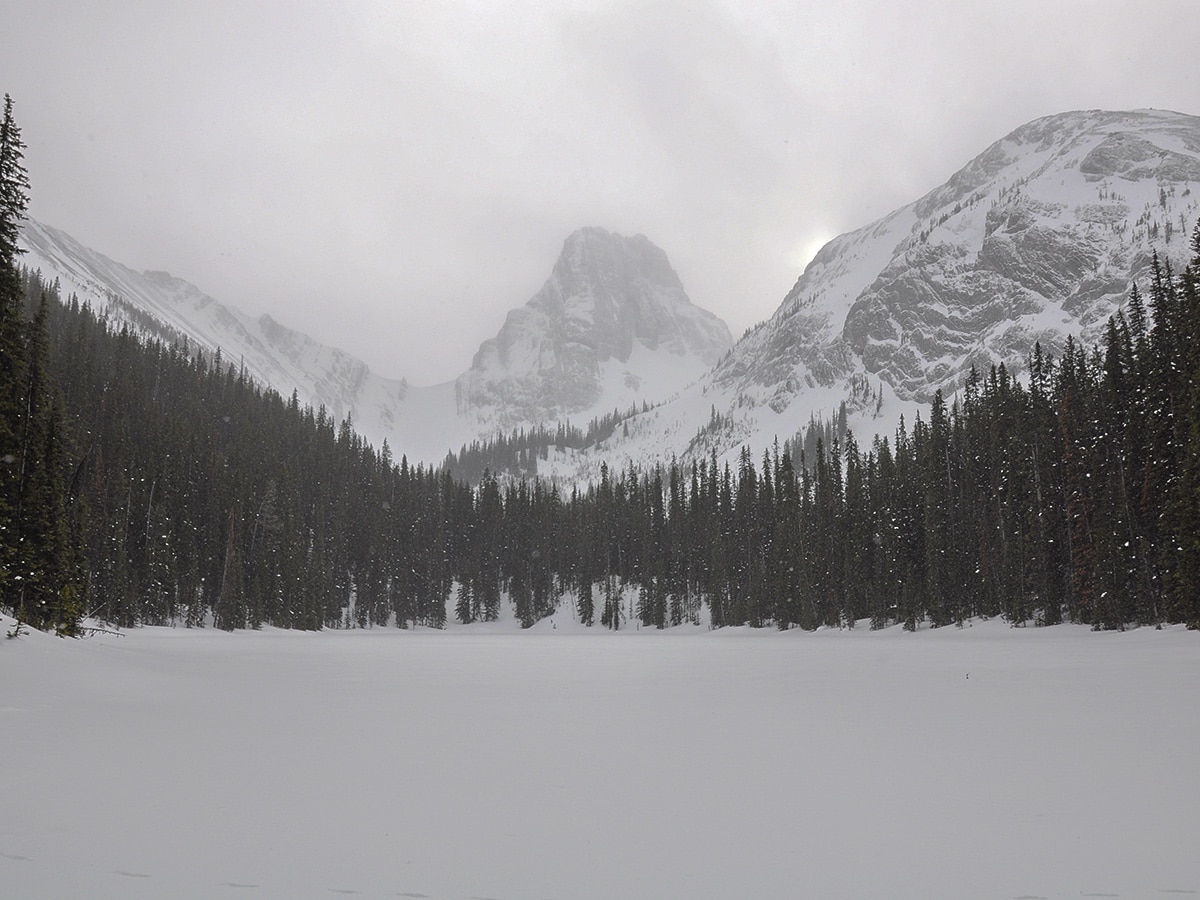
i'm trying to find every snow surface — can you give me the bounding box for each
[2,613,1197,899]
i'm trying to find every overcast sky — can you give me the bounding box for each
[3,1,1197,384]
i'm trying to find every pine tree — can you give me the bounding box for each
[1160,223,1200,625]
[0,94,31,615]
[0,95,29,273]
[1,99,76,632]
[10,294,76,630]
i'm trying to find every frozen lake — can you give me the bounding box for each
[2,615,1198,899]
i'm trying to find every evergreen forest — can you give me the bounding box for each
[3,95,1200,636]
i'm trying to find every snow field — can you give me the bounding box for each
[2,616,1197,899]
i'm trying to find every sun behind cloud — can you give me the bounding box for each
[790,230,833,272]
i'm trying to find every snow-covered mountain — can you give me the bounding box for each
[19,217,418,442]
[19,219,731,465]
[21,109,1200,476]
[762,109,1199,401]
[579,108,1200,473]
[456,227,732,428]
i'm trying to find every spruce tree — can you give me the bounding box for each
[10,294,76,631]
[0,98,75,631]
[1160,223,1200,625]
[0,94,30,614]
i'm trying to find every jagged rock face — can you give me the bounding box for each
[842,109,1200,400]
[458,227,732,424]
[715,109,1200,411]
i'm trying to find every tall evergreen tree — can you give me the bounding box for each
[1160,223,1200,625]
[9,294,76,630]
[0,94,31,614]
[1,98,76,632]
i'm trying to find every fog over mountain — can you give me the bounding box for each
[591,108,1200,473]
[7,3,1197,387]
[18,108,1200,476]
[20,220,731,465]
[458,227,732,427]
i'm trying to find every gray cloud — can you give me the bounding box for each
[2,0,1197,382]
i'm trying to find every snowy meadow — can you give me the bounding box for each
[2,614,1198,900]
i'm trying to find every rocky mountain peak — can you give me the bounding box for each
[843,109,1200,399]
[712,108,1200,418]
[458,227,732,425]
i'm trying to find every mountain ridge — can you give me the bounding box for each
[18,218,732,465]
[581,107,1200,476]
[19,109,1200,478]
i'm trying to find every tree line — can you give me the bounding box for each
[2,93,1198,634]
[440,403,649,483]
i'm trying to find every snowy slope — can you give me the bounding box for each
[589,108,1200,470]
[19,220,730,466]
[19,218,424,446]
[21,109,1200,476]
[841,108,1200,397]
[2,613,1197,899]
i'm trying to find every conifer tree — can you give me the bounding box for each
[1,98,76,632]
[10,294,75,630]
[0,94,31,613]
[1160,223,1200,624]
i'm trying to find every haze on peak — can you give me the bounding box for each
[2,1,1196,383]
